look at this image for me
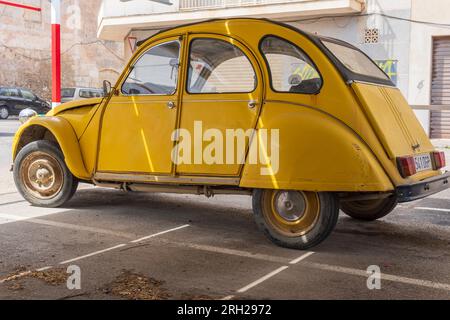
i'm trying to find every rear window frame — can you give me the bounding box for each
[259,34,323,95]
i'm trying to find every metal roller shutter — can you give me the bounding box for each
[431,37,450,139]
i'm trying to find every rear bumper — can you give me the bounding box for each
[396,172,450,203]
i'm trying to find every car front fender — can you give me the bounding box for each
[12,116,91,180]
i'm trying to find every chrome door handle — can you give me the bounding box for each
[248,100,258,109]
[167,101,176,109]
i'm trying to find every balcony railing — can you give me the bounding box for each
[180,0,318,11]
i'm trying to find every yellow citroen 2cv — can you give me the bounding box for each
[12,19,449,249]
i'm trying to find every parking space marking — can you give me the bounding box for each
[59,244,127,265]
[0,215,137,239]
[130,224,190,243]
[415,207,450,213]
[303,262,450,292]
[59,224,191,264]
[0,208,71,225]
[222,252,315,296]
[164,241,289,264]
[237,266,289,293]
[290,252,315,264]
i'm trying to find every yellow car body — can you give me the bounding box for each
[12,19,449,249]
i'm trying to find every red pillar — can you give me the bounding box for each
[51,0,61,108]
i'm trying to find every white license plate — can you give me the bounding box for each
[414,154,433,172]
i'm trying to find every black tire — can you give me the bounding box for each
[0,106,9,119]
[252,189,340,250]
[13,140,78,208]
[340,196,398,221]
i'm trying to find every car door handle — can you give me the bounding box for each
[248,100,258,109]
[167,101,176,109]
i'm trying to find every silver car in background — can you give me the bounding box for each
[61,87,104,103]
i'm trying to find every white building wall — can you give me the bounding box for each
[408,0,450,136]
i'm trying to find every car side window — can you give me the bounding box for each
[260,36,322,94]
[0,88,8,96]
[122,40,180,96]
[9,89,20,97]
[21,90,35,100]
[187,38,256,94]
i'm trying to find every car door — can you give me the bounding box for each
[9,88,27,113]
[20,89,38,110]
[97,37,183,176]
[175,34,263,177]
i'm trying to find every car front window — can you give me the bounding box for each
[122,40,180,95]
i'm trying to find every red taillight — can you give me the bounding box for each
[397,156,417,178]
[432,151,446,170]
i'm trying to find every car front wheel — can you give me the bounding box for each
[340,196,398,221]
[252,189,339,250]
[0,106,9,119]
[13,140,78,208]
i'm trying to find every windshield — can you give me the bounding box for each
[322,40,389,81]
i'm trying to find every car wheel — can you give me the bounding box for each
[0,106,9,119]
[252,189,339,250]
[340,196,398,221]
[13,140,78,208]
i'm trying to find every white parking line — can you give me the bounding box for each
[415,207,450,213]
[304,262,450,292]
[290,252,315,264]
[60,225,191,264]
[0,224,191,284]
[0,213,137,239]
[59,244,127,265]
[237,266,289,293]
[130,224,190,243]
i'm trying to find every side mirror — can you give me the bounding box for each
[103,80,113,97]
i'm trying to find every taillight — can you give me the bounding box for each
[432,151,446,170]
[397,156,416,178]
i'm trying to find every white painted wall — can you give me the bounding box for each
[408,0,450,136]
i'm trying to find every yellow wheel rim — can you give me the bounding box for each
[262,190,320,237]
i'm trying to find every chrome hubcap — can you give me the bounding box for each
[273,191,306,222]
[20,152,64,200]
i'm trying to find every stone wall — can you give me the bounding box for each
[0,0,124,101]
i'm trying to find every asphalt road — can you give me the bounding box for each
[0,119,449,300]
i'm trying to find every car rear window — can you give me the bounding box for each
[322,40,389,80]
[261,36,322,94]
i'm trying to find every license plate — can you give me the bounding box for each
[414,154,433,172]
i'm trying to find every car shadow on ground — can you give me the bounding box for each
[58,188,450,255]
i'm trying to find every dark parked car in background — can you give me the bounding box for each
[0,87,50,119]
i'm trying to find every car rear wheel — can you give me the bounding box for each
[13,140,78,208]
[340,196,398,221]
[0,106,9,119]
[252,189,339,250]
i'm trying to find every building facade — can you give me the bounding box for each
[0,0,124,101]
[97,0,450,138]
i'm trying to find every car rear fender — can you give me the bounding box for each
[240,102,394,192]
